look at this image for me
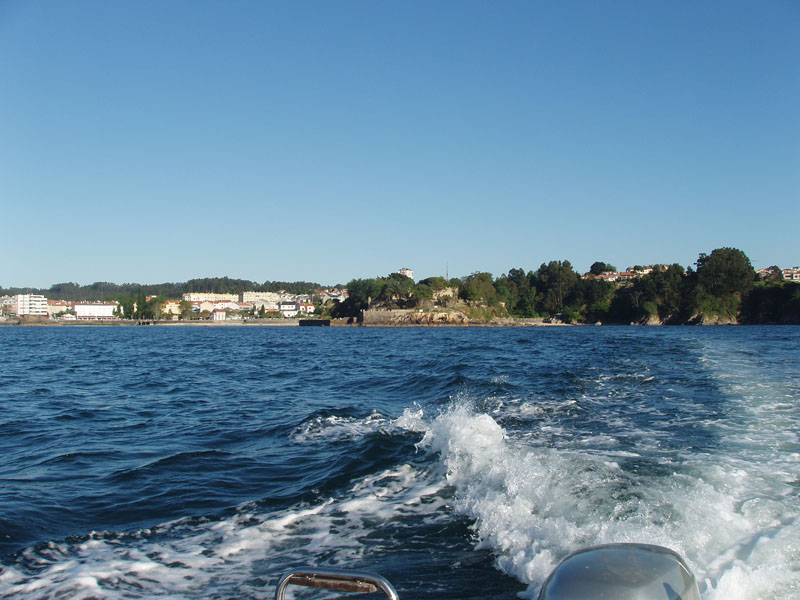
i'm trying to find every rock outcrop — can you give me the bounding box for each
[360,309,469,325]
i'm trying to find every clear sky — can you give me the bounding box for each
[1,1,798,288]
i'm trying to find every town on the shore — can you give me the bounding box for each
[2,248,799,326]
[1,289,347,322]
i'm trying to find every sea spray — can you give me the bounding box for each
[413,398,799,599]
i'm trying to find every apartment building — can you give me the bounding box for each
[15,294,48,316]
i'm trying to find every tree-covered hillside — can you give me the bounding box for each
[332,248,799,324]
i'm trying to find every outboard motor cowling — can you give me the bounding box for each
[537,543,700,600]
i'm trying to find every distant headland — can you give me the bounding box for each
[2,248,798,326]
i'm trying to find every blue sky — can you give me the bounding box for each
[2,1,798,288]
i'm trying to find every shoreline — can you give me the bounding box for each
[0,316,575,327]
[0,317,774,327]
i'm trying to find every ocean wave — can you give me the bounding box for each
[291,410,390,443]
[413,400,800,600]
[0,464,448,600]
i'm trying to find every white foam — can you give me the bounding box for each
[291,410,388,442]
[415,398,800,599]
[0,465,448,599]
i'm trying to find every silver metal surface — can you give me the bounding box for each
[537,543,701,600]
[275,567,399,600]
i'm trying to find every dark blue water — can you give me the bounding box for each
[0,326,798,599]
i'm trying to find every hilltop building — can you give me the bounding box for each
[398,267,414,280]
[783,267,800,282]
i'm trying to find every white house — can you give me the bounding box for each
[279,301,299,318]
[398,267,414,280]
[46,299,72,318]
[783,267,800,282]
[254,299,280,312]
[212,301,240,311]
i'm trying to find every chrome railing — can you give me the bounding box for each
[275,568,399,600]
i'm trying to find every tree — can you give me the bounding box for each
[378,273,416,307]
[534,260,579,315]
[459,272,500,306]
[763,266,784,283]
[179,300,193,319]
[412,283,434,304]
[649,264,686,321]
[741,282,800,324]
[589,261,617,275]
[331,277,383,317]
[572,277,615,322]
[695,247,755,297]
[418,276,449,291]
[494,268,536,317]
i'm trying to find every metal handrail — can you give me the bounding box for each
[275,567,399,600]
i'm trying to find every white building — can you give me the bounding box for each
[162,300,182,317]
[279,301,299,317]
[74,303,118,320]
[242,291,280,303]
[782,267,800,282]
[74,302,118,320]
[212,301,241,311]
[15,294,48,316]
[254,299,279,312]
[46,299,72,318]
[398,267,414,280]
[1,295,16,316]
[182,292,239,303]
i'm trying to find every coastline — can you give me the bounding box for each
[0,317,573,327]
[1,315,780,327]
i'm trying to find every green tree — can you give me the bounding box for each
[572,278,615,322]
[589,261,617,275]
[648,264,686,321]
[459,272,501,306]
[762,266,784,283]
[179,300,193,319]
[695,247,755,297]
[741,281,800,324]
[412,283,434,305]
[417,276,448,291]
[378,273,416,308]
[331,277,383,317]
[494,268,536,317]
[534,260,579,315]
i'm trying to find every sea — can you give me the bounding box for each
[0,325,797,600]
